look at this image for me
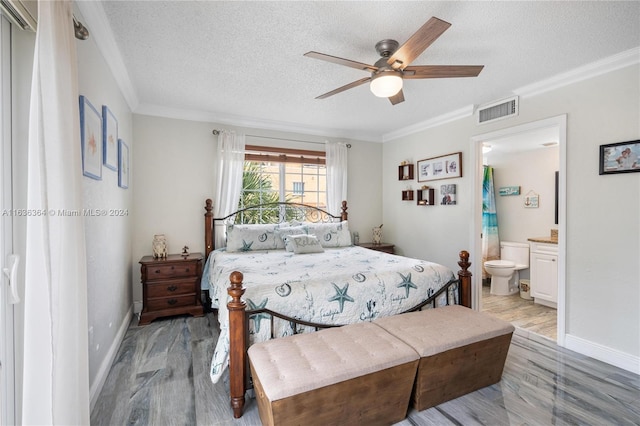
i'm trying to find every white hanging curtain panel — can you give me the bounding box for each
[325,141,348,217]
[22,1,90,424]
[213,130,245,248]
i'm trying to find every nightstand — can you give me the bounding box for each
[139,253,204,325]
[358,242,395,254]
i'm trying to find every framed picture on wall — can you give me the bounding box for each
[102,105,118,170]
[118,139,129,189]
[599,140,640,175]
[440,184,457,205]
[417,152,462,182]
[79,95,102,180]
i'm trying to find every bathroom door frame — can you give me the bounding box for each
[470,115,567,347]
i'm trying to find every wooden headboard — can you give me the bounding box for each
[204,199,348,257]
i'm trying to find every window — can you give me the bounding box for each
[239,145,326,222]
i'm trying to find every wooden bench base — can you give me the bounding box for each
[374,305,514,412]
[412,333,512,410]
[251,361,418,426]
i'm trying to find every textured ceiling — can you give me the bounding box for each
[96,1,640,141]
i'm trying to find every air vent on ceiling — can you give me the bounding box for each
[477,96,518,125]
[0,0,37,32]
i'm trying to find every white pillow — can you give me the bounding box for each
[225,223,289,252]
[275,226,308,251]
[305,221,351,248]
[286,234,325,254]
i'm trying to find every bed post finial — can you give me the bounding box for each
[205,199,214,257]
[340,200,348,221]
[227,271,247,418]
[457,250,472,308]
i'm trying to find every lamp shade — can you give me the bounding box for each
[370,72,403,98]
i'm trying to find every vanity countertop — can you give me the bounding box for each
[528,237,558,244]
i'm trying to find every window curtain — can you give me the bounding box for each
[482,165,500,279]
[325,141,348,216]
[213,130,245,248]
[22,1,90,424]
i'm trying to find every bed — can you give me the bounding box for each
[201,199,472,418]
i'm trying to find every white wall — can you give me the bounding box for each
[382,64,639,370]
[131,115,382,305]
[75,9,134,407]
[487,146,559,244]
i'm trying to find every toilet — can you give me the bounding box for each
[484,241,529,296]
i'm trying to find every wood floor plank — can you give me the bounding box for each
[92,311,639,426]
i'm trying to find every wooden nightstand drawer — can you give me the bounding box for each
[139,253,204,325]
[146,278,198,298]
[146,294,196,311]
[147,263,196,280]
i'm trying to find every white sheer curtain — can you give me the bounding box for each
[325,141,348,216]
[213,130,245,248]
[22,1,90,424]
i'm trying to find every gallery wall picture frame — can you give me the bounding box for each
[499,186,520,196]
[118,139,129,189]
[79,95,102,180]
[440,184,457,205]
[417,152,462,182]
[102,105,118,170]
[599,140,640,175]
[524,190,539,208]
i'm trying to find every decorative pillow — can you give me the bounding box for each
[275,226,308,251]
[225,223,289,252]
[286,234,325,254]
[305,221,351,248]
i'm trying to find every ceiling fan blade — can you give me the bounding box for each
[388,89,405,105]
[304,51,378,72]
[403,65,484,79]
[387,17,451,69]
[315,77,372,99]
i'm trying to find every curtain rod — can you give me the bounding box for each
[212,129,351,148]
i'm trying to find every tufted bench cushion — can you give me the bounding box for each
[374,305,515,411]
[248,322,419,426]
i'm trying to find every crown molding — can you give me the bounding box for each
[75,1,139,111]
[134,103,382,143]
[382,105,475,142]
[514,47,640,99]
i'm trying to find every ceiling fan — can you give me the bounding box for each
[304,17,484,105]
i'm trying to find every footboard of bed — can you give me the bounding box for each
[226,250,472,418]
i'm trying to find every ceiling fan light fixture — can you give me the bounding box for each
[370,72,403,98]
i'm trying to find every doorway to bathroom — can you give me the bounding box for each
[470,115,566,345]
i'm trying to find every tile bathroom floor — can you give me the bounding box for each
[482,283,557,341]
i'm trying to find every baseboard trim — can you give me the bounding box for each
[564,334,639,375]
[89,307,133,411]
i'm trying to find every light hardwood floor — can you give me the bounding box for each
[91,312,639,425]
[481,284,557,341]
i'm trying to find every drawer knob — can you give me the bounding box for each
[185,268,190,272]
[155,269,161,274]
[167,285,178,292]
[168,299,177,305]
[171,266,175,270]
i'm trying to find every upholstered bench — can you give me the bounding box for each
[247,322,419,426]
[374,305,515,411]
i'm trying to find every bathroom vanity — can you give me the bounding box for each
[528,238,558,308]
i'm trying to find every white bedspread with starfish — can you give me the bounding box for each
[201,245,456,383]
